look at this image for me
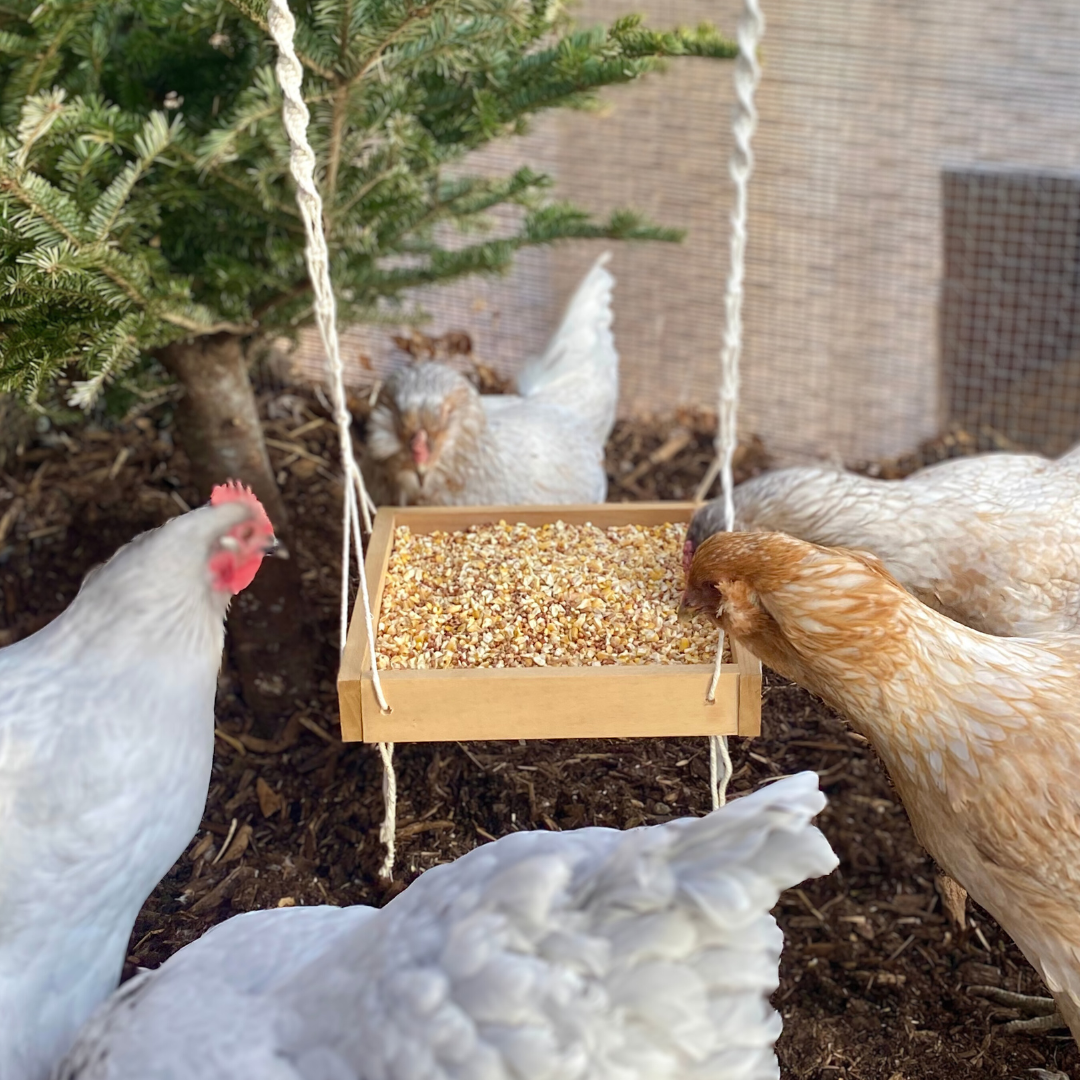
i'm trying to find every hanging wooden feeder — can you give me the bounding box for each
[338,502,761,743]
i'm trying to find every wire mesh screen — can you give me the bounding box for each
[288,0,1080,465]
[942,170,1080,456]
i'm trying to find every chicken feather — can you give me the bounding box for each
[683,530,1080,1045]
[56,773,837,1080]
[686,446,1080,635]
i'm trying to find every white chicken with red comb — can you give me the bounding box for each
[0,481,275,1080]
[366,253,618,506]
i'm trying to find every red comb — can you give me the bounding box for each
[210,479,273,534]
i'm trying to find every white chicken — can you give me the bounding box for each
[366,253,618,506]
[684,446,1080,636]
[0,482,276,1080]
[57,773,837,1080]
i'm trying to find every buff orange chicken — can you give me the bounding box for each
[683,529,1080,1045]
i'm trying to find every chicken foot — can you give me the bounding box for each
[969,985,1067,1034]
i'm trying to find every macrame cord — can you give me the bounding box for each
[698,0,765,810]
[267,0,398,880]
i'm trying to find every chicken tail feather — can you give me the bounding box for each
[515,252,618,445]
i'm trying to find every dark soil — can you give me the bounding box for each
[1,390,1074,1080]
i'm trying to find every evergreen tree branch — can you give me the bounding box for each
[1,158,252,341]
[23,11,76,100]
[0,170,87,247]
[66,313,142,408]
[193,100,282,170]
[338,0,354,66]
[367,207,681,295]
[173,146,303,228]
[327,0,454,204]
[325,82,349,209]
[347,0,439,88]
[158,312,255,334]
[89,112,177,240]
[322,0,359,205]
[251,277,310,321]
[14,87,68,168]
[0,0,733,405]
[330,164,401,231]
[222,0,337,79]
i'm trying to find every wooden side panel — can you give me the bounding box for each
[731,637,763,737]
[389,502,696,534]
[338,507,396,738]
[359,663,742,742]
[339,509,394,681]
[338,680,363,743]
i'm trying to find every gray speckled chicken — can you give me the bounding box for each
[366,254,617,506]
[685,444,1080,636]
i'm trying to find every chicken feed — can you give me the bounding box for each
[375,520,724,669]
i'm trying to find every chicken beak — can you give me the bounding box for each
[678,590,726,625]
[410,428,431,467]
[266,536,290,560]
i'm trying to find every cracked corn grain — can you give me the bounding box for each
[375,520,722,669]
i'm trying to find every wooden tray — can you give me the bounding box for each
[337,503,762,743]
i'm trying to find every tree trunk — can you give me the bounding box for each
[156,332,316,737]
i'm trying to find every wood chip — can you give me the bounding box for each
[0,497,24,544]
[188,833,215,862]
[936,870,969,931]
[886,933,917,962]
[256,777,283,818]
[216,822,253,864]
[211,817,239,865]
[189,865,255,915]
[265,437,330,467]
[214,727,246,755]
[397,819,455,839]
[288,417,327,438]
[298,715,340,744]
[107,446,131,480]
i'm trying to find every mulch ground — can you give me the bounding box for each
[1,385,1074,1080]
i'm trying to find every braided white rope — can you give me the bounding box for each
[267,0,398,879]
[702,0,765,810]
